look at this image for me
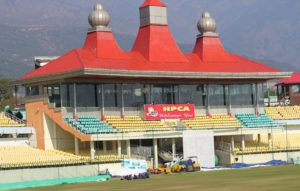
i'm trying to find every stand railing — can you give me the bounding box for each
[4,112,28,126]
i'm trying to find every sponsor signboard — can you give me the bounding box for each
[122,159,147,170]
[144,104,195,120]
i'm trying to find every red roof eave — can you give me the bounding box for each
[20,46,284,81]
[140,0,166,8]
[277,72,300,85]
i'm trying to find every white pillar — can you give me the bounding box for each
[90,141,95,160]
[117,140,122,158]
[241,135,245,151]
[74,137,79,155]
[126,140,131,157]
[268,133,273,150]
[172,138,176,161]
[231,136,235,152]
[153,139,158,169]
[103,141,107,152]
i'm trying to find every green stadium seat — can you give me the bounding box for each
[235,113,276,128]
[64,116,117,134]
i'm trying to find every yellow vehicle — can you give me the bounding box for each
[192,162,201,171]
[171,164,184,173]
[171,156,201,172]
[189,156,201,171]
[158,167,171,174]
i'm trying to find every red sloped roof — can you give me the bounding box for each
[82,31,128,59]
[193,37,234,63]
[20,6,281,80]
[22,38,280,80]
[132,25,188,63]
[277,73,300,84]
[22,49,84,79]
[140,0,166,8]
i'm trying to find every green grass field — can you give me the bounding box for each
[18,165,300,191]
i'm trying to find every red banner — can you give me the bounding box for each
[144,104,195,120]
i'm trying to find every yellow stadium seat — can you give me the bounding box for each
[265,106,300,120]
[182,114,241,129]
[104,116,172,132]
[0,112,26,127]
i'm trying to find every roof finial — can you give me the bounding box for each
[140,0,166,8]
[197,11,218,37]
[88,4,111,32]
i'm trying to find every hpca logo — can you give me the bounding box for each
[163,106,190,112]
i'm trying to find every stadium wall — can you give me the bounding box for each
[195,107,207,115]
[26,96,91,149]
[235,151,300,164]
[0,163,121,184]
[183,130,215,168]
[26,98,46,149]
[0,138,30,146]
[209,106,228,115]
[60,105,264,118]
[124,107,144,117]
[216,150,300,166]
[62,107,102,118]
[44,114,57,149]
[55,123,76,150]
[231,106,256,114]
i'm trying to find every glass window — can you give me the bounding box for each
[257,83,264,105]
[209,85,227,106]
[25,86,39,96]
[61,84,67,107]
[277,85,283,97]
[96,84,103,108]
[284,85,290,96]
[61,84,74,107]
[231,84,254,105]
[143,85,151,105]
[104,84,121,107]
[76,84,97,107]
[179,85,204,106]
[291,85,300,94]
[151,85,176,104]
[174,85,180,104]
[123,84,150,107]
[45,84,61,107]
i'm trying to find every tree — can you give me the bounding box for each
[0,77,13,110]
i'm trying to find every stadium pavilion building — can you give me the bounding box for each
[13,0,299,169]
[276,73,300,105]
